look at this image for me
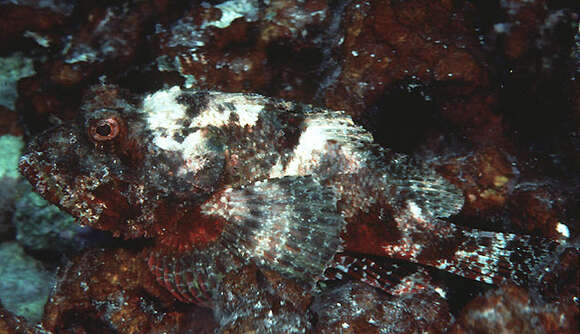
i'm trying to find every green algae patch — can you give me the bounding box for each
[0,242,52,323]
[0,135,24,179]
[0,54,35,110]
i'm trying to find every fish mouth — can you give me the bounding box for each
[18,127,102,227]
[19,126,148,238]
[18,141,106,229]
[19,126,81,207]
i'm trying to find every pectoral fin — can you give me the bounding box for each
[202,176,346,283]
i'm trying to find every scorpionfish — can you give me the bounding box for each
[19,84,559,306]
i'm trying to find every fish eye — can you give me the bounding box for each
[89,118,120,142]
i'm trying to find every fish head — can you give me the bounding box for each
[19,84,227,240]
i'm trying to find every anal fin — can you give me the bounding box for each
[380,217,562,286]
[323,254,402,293]
[426,229,562,285]
[323,254,442,296]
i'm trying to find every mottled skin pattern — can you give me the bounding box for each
[20,84,561,306]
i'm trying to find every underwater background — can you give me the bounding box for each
[0,0,578,333]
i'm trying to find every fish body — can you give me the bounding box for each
[19,84,558,305]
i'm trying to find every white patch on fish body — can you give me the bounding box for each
[178,131,216,175]
[142,87,263,148]
[142,88,275,179]
[142,88,370,181]
[270,112,374,178]
[555,222,569,238]
[142,86,218,174]
[407,201,424,221]
[152,136,181,151]
[191,92,263,128]
[143,86,187,142]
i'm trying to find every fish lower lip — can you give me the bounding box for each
[19,154,44,192]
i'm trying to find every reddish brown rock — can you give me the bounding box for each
[438,93,506,145]
[154,0,332,102]
[450,284,578,334]
[325,0,485,118]
[508,187,567,237]
[16,76,81,134]
[497,0,548,60]
[0,107,23,137]
[16,0,171,134]
[0,4,67,52]
[215,263,313,333]
[0,301,37,334]
[42,247,217,334]
[438,146,516,218]
[49,1,160,86]
[313,271,451,334]
[539,247,580,303]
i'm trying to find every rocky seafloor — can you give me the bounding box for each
[0,0,578,333]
